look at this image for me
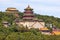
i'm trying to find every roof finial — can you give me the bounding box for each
[24,5,33,10]
[27,5,30,8]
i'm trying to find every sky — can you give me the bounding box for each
[0,0,60,18]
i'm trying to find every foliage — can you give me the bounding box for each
[0,12,60,40]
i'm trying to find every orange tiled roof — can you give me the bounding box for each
[52,31,60,35]
[40,27,49,30]
[6,7,18,11]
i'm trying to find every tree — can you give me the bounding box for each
[0,32,6,40]
[5,32,20,40]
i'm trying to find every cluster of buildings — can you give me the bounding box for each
[2,5,60,35]
[5,5,45,29]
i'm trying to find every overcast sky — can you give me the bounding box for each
[0,0,60,18]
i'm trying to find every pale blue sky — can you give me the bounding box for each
[0,0,60,18]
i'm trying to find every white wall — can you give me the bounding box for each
[17,21,45,29]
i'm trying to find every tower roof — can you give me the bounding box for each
[24,5,33,10]
[6,7,18,11]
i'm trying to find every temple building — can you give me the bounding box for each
[6,7,18,13]
[15,5,45,29]
[23,5,34,20]
[6,7,19,17]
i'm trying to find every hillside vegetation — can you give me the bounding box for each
[0,12,60,28]
[0,12,60,40]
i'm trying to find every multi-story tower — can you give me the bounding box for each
[23,5,34,20]
[15,5,45,29]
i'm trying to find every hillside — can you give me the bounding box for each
[35,14,60,28]
[0,12,60,40]
[0,12,60,28]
